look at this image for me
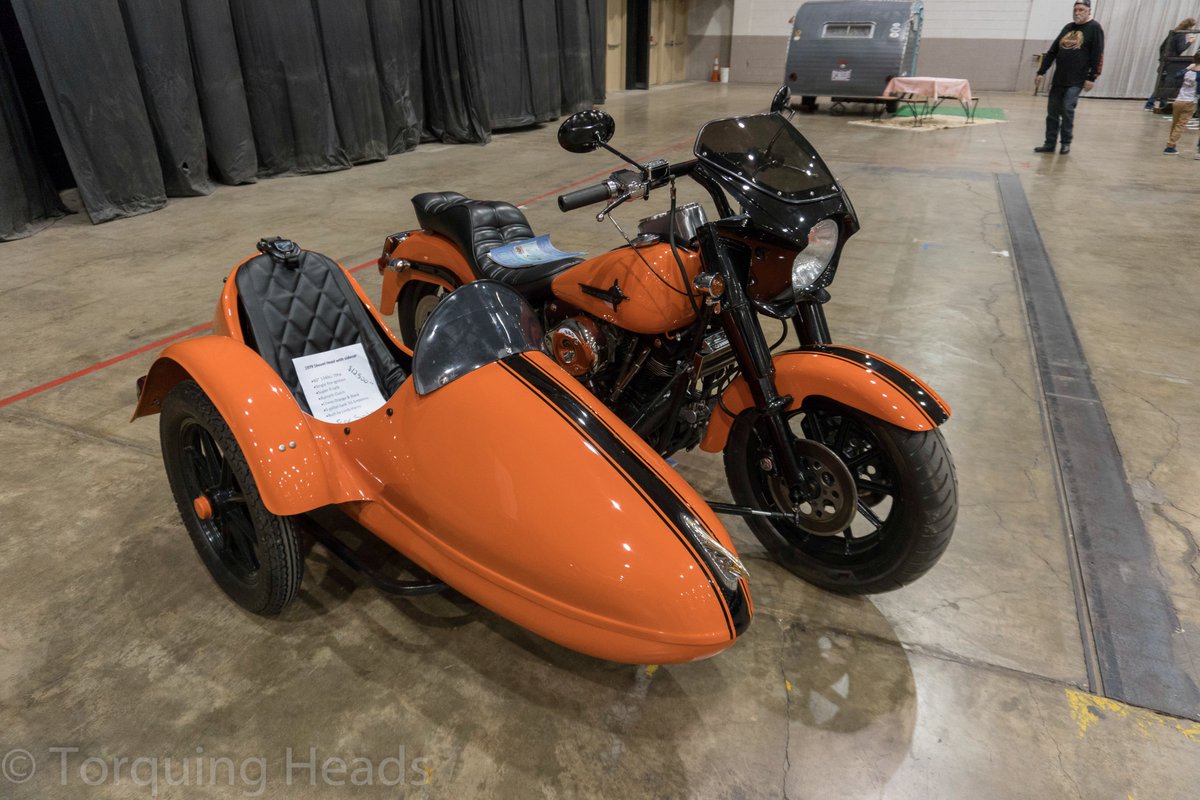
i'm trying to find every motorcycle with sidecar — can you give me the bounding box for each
[133,237,751,664]
[377,88,958,595]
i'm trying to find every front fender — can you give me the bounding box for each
[132,336,366,515]
[700,345,950,453]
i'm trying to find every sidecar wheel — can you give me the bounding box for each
[397,282,446,347]
[160,380,303,614]
[724,399,957,594]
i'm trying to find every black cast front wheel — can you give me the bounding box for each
[160,380,303,614]
[724,399,957,594]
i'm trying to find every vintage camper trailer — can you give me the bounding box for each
[784,0,923,111]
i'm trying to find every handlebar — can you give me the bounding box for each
[557,181,617,212]
[557,160,699,214]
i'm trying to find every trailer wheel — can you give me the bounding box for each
[800,95,819,113]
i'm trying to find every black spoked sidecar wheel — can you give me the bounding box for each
[397,282,446,347]
[160,380,302,614]
[724,399,957,594]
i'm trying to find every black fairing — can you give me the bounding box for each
[692,113,860,282]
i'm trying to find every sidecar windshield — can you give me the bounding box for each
[412,281,544,396]
[694,113,836,202]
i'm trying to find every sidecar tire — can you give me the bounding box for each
[160,380,303,615]
[396,281,445,347]
[724,400,957,594]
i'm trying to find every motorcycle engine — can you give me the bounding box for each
[548,317,606,377]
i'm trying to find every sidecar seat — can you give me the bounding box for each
[235,238,409,416]
[412,191,583,300]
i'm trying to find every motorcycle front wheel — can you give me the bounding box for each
[724,398,957,594]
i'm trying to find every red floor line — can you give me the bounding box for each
[0,322,213,410]
[1,138,699,411]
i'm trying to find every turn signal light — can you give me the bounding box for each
[693,273,726,298]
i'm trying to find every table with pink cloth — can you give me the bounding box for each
[883,77,973,103]
[882,77,978,124]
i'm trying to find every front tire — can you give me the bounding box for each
[160,380,303,614]
[724,399,957,594]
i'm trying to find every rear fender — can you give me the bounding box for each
[132,336,365,515]
[379,232,472,314]
[700,345,950,453]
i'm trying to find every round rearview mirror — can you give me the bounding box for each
[557,110,616,153]
[770,85,792,114]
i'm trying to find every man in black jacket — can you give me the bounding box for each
[1034,1,1105,155]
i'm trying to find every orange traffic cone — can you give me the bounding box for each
[711,57,720,82]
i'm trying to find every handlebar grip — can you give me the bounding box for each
[558,181,615,212]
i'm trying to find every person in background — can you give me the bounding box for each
[1163,52,1200,156]
[1145,18,1196,111]
[1034,0,1105,155]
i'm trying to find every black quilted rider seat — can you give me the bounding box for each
[412,191,584,299]
[235,238,409,416]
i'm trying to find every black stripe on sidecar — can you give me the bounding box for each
[500,354,751,638]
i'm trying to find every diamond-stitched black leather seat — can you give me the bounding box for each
[235,241,408,416]
[412,191,583,299]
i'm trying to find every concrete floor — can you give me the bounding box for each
[3,82,1199,798]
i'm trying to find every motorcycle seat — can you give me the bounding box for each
[234,238,409,416]
[412,191,582,300]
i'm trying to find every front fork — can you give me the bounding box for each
[697,223,809,496]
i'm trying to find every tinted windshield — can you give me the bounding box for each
[694,114,836,201]
[412,281,543,395]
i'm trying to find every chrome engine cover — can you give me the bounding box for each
[548,317,605,377]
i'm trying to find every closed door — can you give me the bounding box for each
[606,0,627,93]
[650,0,687,86]
[649,0,666,85]
[667,0,687,83]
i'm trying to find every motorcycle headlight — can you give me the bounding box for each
[789,218,839,296]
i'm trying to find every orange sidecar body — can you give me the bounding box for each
[135,244,752,664]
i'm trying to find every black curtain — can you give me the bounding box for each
[228,0,350,176]
[558,0,595,114]
[420,0,491,144]
[465,0,535,130]
[0,38,66,240]
[3,0,607,237]
[314,0,388,165]
[119,0,213,197]
[587,0,606,104]
[11,0,165,224]
[182,0,258,185]
[523,0,563,123]
[366,0,423,154]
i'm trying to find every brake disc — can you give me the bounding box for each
[765,438,858,536]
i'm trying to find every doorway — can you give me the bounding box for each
[605,0,626,93]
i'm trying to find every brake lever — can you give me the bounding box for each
[596,191,632,222]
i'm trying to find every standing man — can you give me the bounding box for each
[1034,1,1105,155]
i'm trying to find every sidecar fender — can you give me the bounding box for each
[132,336,364,515]
[700,346,951,453]
[379,232,472,315]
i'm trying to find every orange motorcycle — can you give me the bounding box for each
[133,237,751,664]
[379,88,957,594]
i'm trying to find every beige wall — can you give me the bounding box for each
[725,34,1056,92]
[690,0,1072,91]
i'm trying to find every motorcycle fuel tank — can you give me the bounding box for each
[551,243,703,334]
